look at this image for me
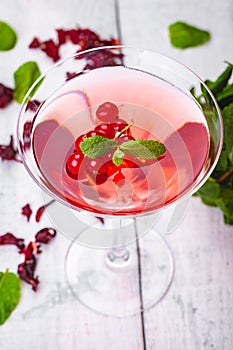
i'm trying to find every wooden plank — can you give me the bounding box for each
[119,1,233,348]
[0,0,144,349]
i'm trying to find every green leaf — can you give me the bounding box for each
[168,21,211,49]
[120,139,166,159]
[222,103,233,165]
[215,149,229,172]
[0,21,17,51]
[80,135,116,158]
[216,188,233,220]
[112,149,124,166]
[193,64,233,225]
[13,61,41,103]
[0,270,21,326]
[224,215,233,225]
[217,84,233,109]
[205,64,233,95]
[195,178,221,203]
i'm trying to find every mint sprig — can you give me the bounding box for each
[192,62,233,225]
[0,269,21,326]
[80,135,166,165]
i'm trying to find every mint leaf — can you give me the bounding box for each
[168,21,211,49]
[112,149,124,166]
[0,21,17,51]
[195,178,221,205]
[216,188,233,222]
[205,64,233,96]
[217,84,233,109]
[222,103,233,165]
[13,61,41,103]
[0,269,21,326]
[120,139,166,159]
[80,135,116,158]
[193,64,233,225]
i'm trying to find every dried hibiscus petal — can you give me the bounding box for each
[35,228,56,244]
[26,99,41,112]
[29,37,60,62]
[41,40,60,62]
[80,50,122,70]
[22,121,32,150]
[0,83,13,109]
[21,203,32,222]
[29,27,121,65]
[0,233,25,250]
[35,199,55,222]
[20,241,41,261]
[18,256,39,292]
[29,37,41,48]
[56,28,67,45]
[0,135,19,161]
[66,71,80,81]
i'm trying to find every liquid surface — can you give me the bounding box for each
[33,66,209,216]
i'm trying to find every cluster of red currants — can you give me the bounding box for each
[66,102,137,185]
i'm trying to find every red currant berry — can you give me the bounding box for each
[112,119,128,132]
[86,130,100,138]
[96,102,119,122]
[121,158,139,169]
[75,133,86,151]
[95,123,115,139]
[97,160,117,177]
[66,151,84,179]
[113,171,125,185]
[96,171,108,185]
[82,157,101,174]
[116,135,135,145]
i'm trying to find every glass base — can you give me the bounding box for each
[65,226,174,317]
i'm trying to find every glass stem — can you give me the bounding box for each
[107,218,130,264]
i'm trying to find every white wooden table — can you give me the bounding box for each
[0,0,233,349]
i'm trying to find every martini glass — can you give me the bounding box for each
[17,46,223,317]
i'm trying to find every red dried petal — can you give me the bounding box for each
[66,71,79,81]
[29,36,60,62]
[23,121,32,139]
[0,233,25,250]
[0,83,13,109]
[56,28,67,45]
[20,241,41,261]
[79,50,122,70]
[35,228,56,244]
[18,256,39,292]
[26,99,41,112]
[35,200,55,222]
[29,37,41,48]
[41,40,60,62]
[21,203,32,222]
[0,135,19,161]
[29,27,122,67]
[35,206,45,222]
[22,121,32,150]
[77,28,100,50]
[67,29,81,44]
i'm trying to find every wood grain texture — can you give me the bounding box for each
[0,0,233,349]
